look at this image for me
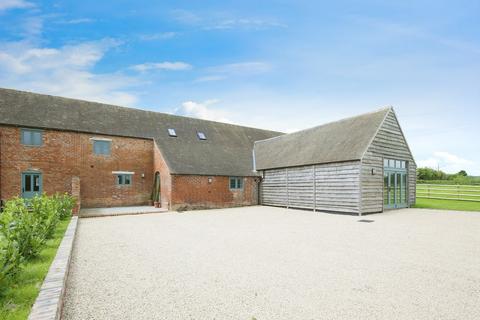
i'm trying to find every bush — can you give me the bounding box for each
[0,194,75,294]
[0,200,25,292]
[55,194,77,220]
[2,198,44,261]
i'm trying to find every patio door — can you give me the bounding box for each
[383,159,408,209]
[384,171,408,209]
[22,172,42,199]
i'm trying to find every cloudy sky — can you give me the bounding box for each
[0,0,479,174]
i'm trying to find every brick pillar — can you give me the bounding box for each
[71,176,81,215]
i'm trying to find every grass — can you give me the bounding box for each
[414,198,480,212]
[0,217,71,320]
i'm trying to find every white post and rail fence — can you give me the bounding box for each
[416,184,480,202]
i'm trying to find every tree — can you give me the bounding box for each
[417,167,448,180]
[457,170,468,177]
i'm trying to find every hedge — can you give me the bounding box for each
[0,194,76,295]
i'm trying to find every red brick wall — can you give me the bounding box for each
[0,125,153,207]
[171,175,259,210]
[153,141,172,209]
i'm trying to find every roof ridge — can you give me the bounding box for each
[0,87,282,135]
[254,106,392,145]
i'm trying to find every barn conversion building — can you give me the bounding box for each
[0,88,280,210]
[254,108,416,215]
[0,88,415,214]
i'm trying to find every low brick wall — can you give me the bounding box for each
[28,216,78,320]
[171,175,259,210]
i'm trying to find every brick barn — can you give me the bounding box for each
[0,88,416,215]
[0,88,280,210]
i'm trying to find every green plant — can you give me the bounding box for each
[0,203,24,292]
[0,194,75,295]
[7,197,45,260]
[55,193,76,220]
[0,217,70,318]
[31,195,60,241]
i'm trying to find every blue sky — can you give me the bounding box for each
[1,0,479,174]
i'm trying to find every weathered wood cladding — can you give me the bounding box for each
[260,161,361,214]
[360,110,416,214]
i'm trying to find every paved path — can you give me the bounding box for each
[63,206,480,320]
[79,206,167,218]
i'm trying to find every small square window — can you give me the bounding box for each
[229,177,243,190]
[21,129,43,146]
[383,159,389,167]
[197,132,207,140]
[93,140,111,155]
[388,159,395,168]
[168,128,177,137]
[117,174,132,185]
[395,160,401,168]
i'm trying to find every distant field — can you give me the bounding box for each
[414,198,480,212]
[416,184,480,212]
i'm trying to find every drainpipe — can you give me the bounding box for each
[255,174,263,205]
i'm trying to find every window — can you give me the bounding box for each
[21,129,42,146]
[116,174,132,185]
[388,159,395,168]
[93,140,111,155]
[229,177,243,190]
[168,128,177,137]
[384,158,407,170]
[197,131,207,140]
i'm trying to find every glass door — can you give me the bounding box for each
[383,159,408,209]
[22,172,42,199]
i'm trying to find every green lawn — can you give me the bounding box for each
[0,217,71,320]
[414,198,480,212]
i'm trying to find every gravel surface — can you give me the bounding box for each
[62,206,480,320]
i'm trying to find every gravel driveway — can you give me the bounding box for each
[62,206,480,320]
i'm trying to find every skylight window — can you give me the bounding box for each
[168,128,177,137]
[197,131,207,140]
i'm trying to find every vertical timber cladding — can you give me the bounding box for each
[260,161,361,214]
[361,109,416,213]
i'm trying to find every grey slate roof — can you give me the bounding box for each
[0,88,282,176]
[254,108,391,170]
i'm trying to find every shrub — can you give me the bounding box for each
[0,203,24,291]
[31,195,60,242]
[0,194,75,294]
[55,193,77,220]
[4,198,45,260]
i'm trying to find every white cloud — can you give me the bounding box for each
[207,61,271,75]
[0,0,33,12]
[57,18,95,25]
[417,151,475,174]
[171,9,202,25]
[21,16,43,37]
[138,32,176,41]
[130,61,192,72]
[0,39,139,106]
[204,18,287,30]
[176,99,232,123]
[171,9,286,30]
[193,75,227,83]
[196,61,271,82]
